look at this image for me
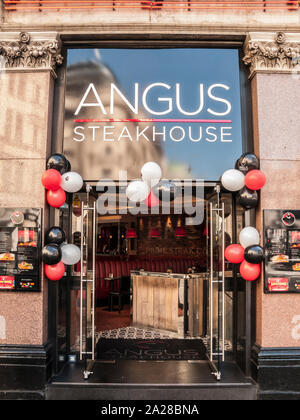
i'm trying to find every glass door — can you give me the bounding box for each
[207,186,225,380]
[79,198,97,379]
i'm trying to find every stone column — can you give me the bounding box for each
[0,32,63,397]
[243,31,300,399]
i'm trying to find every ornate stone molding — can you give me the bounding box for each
[0,32,63,77]
[243,31,300,79]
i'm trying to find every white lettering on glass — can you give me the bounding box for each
[136,126,150,142]
[73,126,85,142]
[205,126,217,142]
[175,83,204,116]
[74,83,233,118]
[142,83,172,116]
[110,83,139,115]
[207,84,231,116]
[72,124,234,144]
[103,126,115,141]
[88,126,100,142]
[74,83,107,115]
[117,126,133,142]
[169,126,185,142]
[221,126,232,142]
[153,126,166,142]
[188,126,202,143]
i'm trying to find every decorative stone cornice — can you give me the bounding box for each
[243,31,300,79]
[0,32,63,77]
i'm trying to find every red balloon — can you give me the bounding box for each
[245,170,266,191]
[44,261,65,281]
[41,169,62,191]
[225,244,245,264]
[240,260,261,281]
[144,189,160,207]
[47,188,66,208]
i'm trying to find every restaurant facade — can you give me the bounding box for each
[0,1,300,401]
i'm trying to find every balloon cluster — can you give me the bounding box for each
[42,226,81,281]
[222,153,267,281]
[41,153,83,208]
[221,153,266,210]
[126,162,178,206]
[225,227,264,281]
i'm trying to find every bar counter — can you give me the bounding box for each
[131,270,207,338]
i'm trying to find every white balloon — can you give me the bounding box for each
[221,169,245,192]
[61,244,81,265]
[141,162,162,187]
[126,180,150,203]
[239,227,260,249]
[60,171,83,193]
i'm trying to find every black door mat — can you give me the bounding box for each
[96,338,207,361]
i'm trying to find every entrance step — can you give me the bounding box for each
[46,360,257,400]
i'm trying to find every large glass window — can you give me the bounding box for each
[64,48,243,182]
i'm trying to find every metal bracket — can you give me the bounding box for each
[214,184,221,194]
[83,370,93,380]
[212,371,221,381]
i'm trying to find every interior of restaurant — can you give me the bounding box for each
[58,186,237,362]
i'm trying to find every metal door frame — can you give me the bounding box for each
[50,182,254,380]
[208,188,225,380]
[79,198,97,379]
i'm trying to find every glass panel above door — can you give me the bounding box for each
[64,48,243,182]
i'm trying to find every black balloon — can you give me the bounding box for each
[244,245,264,264]
[238,187,259,210]
[66,159,72,172]
[153,180,178,202]
[225,232,231,248]
[235,153,260,174]
[45,226,66,245]
[42,243,62,265]
[46,153,69,174]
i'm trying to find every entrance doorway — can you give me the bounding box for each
[54,181,249,381]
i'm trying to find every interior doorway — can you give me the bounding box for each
[54,181,248,381]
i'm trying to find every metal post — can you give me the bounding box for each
[210,202,213,362]
[80,201,84,360]
[92,201,96,360]
[221,202,225,362]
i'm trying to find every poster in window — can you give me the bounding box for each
[264,210,300,293]
[0,208,42,292]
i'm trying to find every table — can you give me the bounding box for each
[104,276,121,311]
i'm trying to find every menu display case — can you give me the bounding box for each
[0,208,42,292]
[264,210,300,293]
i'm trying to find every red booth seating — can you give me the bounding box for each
[96,255,205,300]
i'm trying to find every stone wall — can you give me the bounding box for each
[245,33,300,348]
[0,32,62,346]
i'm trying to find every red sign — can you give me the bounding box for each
[268,277,289,292]
[18,229,35,241]
[0,275,15,290]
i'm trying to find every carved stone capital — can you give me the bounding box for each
[243,32,300,79]
[0,32,63,77]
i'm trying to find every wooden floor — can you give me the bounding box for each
[96,304,131,332]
